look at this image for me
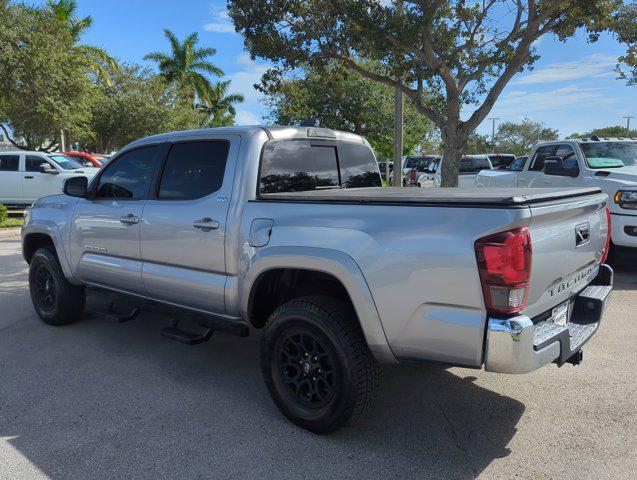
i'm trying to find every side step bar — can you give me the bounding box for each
[162,320,214,345]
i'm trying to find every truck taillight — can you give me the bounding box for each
[600,207,611,264]
[475,227,532,315]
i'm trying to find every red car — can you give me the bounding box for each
[60,151,105,168]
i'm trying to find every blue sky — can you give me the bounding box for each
[45,0,637,137]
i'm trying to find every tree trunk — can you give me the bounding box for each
[440,121,465,187]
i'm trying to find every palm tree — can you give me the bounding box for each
[144,29,224,105]
[198,80,244,126]
[46,0,120,86]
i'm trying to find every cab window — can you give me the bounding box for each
[0,155,19,171]
[529,145,558,171]
[158,141,229,199]
[26,156,53,172]
[95,146,159,200]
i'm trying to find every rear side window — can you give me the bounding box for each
[96,145,159,199]
[338,143,381,188]
[0,155,19,171]
[529,145,558,171]
[259,140,380,194]
[259,141,339,194]
[158,141,229,199]
[460,157,491,173]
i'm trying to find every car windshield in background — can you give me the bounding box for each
[404,157,435,170]
[487,154,516,168]
[48,154,83,170]
[580,142,637,169]
[460,157,491,173]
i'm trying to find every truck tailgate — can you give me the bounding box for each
[524,191,609,318]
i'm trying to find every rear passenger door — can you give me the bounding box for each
[0,154,22,203]
[140,137,239,314]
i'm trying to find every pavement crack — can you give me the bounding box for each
[436,399,478,478]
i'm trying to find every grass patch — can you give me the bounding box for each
[0,218,23,228]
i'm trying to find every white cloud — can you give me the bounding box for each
[228,54,271,105]
[203,7,235,34]
[489,84,617,118]
[513,54,618,86]
[234,110,262,125]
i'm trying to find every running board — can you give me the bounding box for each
[162,320,214,345]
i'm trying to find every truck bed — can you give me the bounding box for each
[259,187,602,207]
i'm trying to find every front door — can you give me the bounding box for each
[23,155,64,202]
[140,137,239,314]
[524,144,581,188]
[71,144,162,294]
[0,154,22,203]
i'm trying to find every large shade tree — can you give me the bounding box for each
[197,80,245,127]
[145,29,224,106]
[495,118,559,156]
[613,2,636,85]
[229,0,625,186]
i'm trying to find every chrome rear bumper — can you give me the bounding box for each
[485,264,613,374]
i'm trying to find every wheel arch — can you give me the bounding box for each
[22,223,76,283]
[241,246,396,364]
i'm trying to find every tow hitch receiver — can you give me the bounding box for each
[566,349,584,366]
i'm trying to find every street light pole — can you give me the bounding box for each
[393,85,403,187]
[489,117,499,153]
[622,116,634,136]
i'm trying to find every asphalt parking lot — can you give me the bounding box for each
[0,236,635,480]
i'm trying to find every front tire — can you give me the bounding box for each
[29,247,85,325]
[260,295,381,434]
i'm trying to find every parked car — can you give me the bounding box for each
[61,151,105,168]
[402,155,440,186]
[22,126,612,433]
[432,154,493,187]
[0,151,98,205]
[475,138,637,250]
[486,153,517,169]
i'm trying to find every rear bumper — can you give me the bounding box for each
[610,213,637,248]
[484,264,613,374]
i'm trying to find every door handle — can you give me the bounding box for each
[24,176,34,179]
[120,214,139,225]
[193,218,220,230]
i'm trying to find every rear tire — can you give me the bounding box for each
[260,295,381,434]
[29,247,85,326]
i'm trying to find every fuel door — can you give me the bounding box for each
[249,218,274,247]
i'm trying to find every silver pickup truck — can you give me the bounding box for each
[22,126,613,433]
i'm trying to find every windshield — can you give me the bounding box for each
[404,157,435,169]
[48,154,83,170]
[580,142,637,169]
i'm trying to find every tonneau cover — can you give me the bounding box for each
[259,187,603,207]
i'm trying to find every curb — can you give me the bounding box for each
[0,228,21,239]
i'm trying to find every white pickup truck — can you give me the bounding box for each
[476,138,637,250]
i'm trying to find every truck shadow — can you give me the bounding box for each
[0,299,524,480]
[608,247,637,291]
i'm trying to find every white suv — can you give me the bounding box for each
[0,151,98,205]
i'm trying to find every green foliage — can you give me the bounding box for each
[259,62,435,158]
[465,133,492,155]
[568,125,637,138]
[612,3,637,85]
[144,29,226,107]
[197,80,245,127]
[0,204,7,223]
[229,0,626,186]
[0,2,93,150]
[495,119,559,157]
[78,64,208,153]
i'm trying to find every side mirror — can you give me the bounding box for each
[40,163,59,175]
[544,156,579,177]
[63,176,88,197]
